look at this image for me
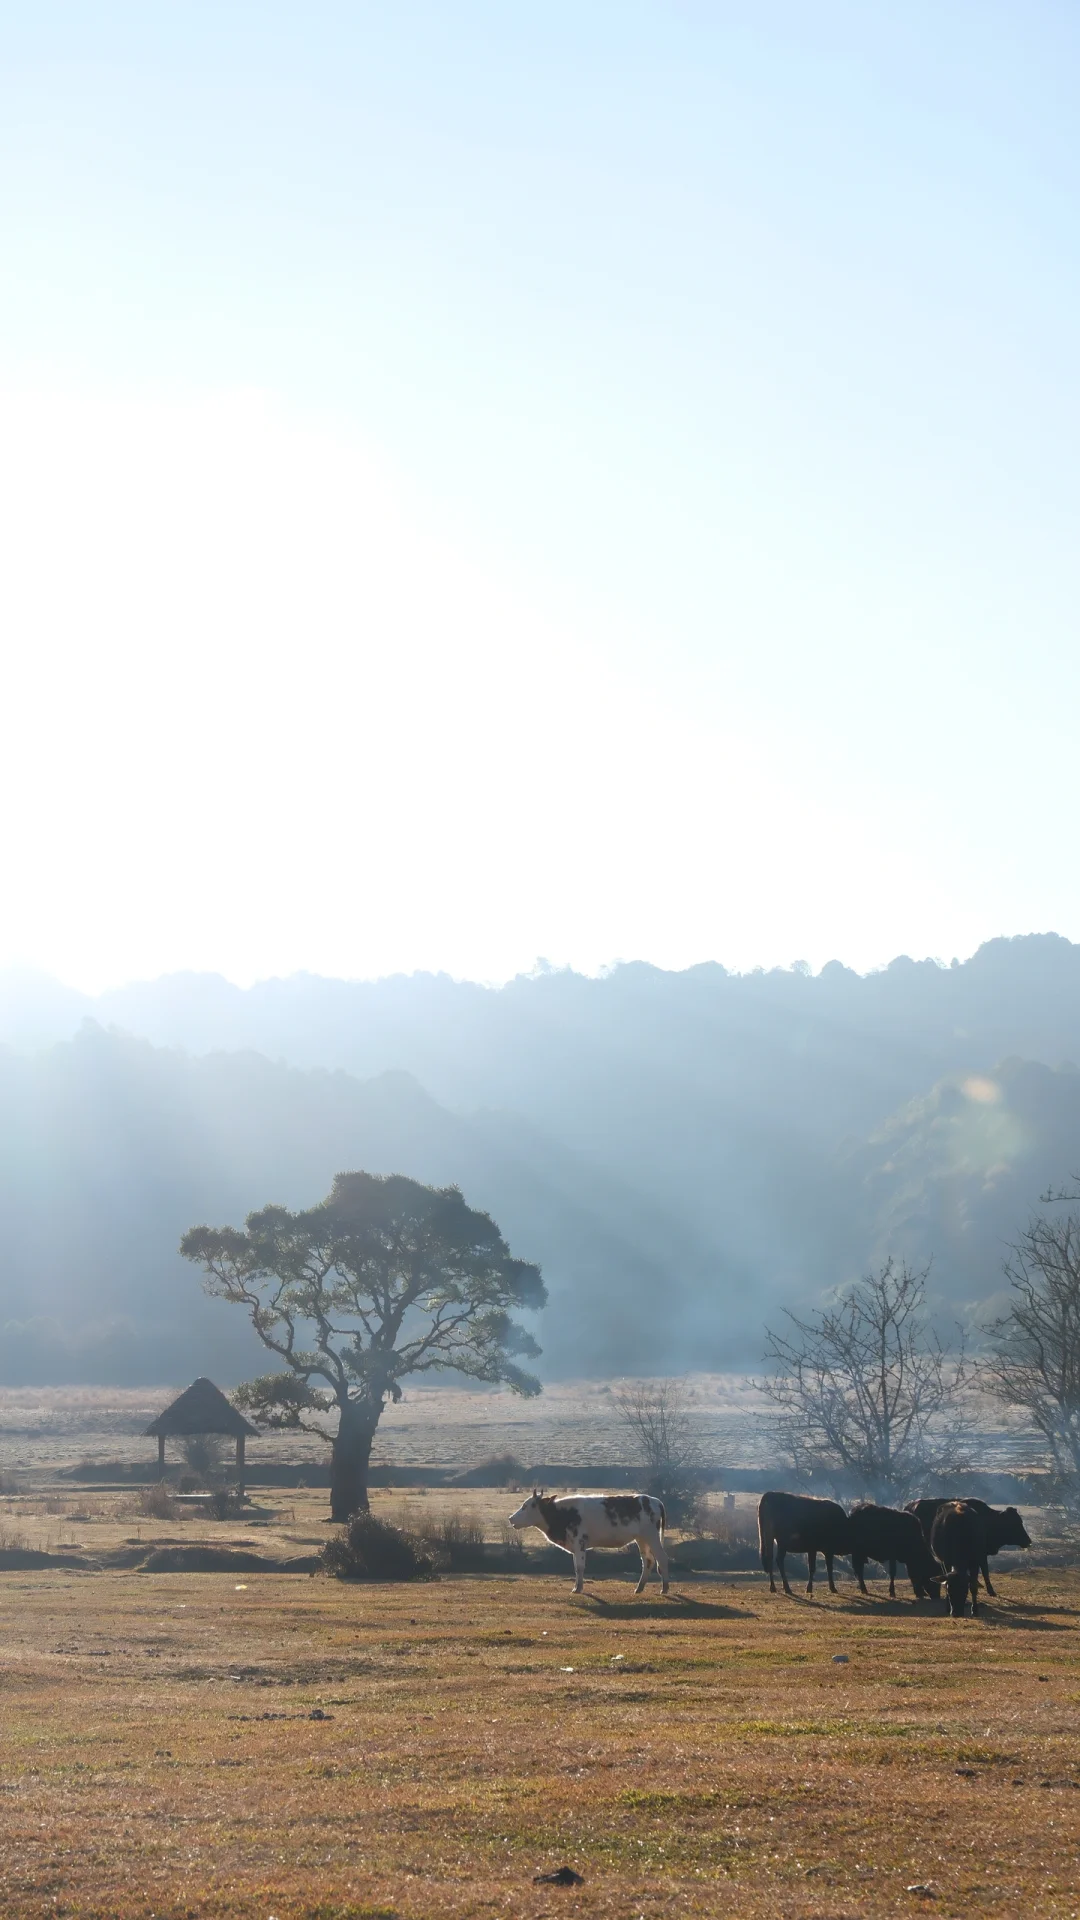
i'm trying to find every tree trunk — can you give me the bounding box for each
[329,1398,380,1522]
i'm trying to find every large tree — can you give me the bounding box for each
[180,1170,546,1520]
[760,1258,968,1502]
[984,1182,1080,1494]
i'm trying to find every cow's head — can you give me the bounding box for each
[507,1491,548,1532]
[997,1506,1031,1550]
[945,1569,971,1618]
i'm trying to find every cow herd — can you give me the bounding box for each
[758,1490,1032,1616]
[508,1487,1033,1616]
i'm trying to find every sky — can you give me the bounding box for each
[2,3,1080,991]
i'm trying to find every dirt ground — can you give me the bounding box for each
[1,1483,759,1564]
[1,1543,1078,1919]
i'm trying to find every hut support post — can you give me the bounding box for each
[236,1433,246,1502]
[157,1433,166,1478]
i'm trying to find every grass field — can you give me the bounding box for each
[1,1540,1078,1919]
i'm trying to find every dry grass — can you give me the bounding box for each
[0,1554,1077,1918]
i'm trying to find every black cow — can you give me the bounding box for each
[758,1491,851,1596]
[848,1503,943,1600]
[906,1498,1030,1596]
[930,1501,984,1617]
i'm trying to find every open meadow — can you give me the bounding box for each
[1,1531,1078,1920]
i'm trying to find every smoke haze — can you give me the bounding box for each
[2,933,1078,1385]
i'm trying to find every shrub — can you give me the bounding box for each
[429,1510,485,1551]
[206,1488,245,1520]
[0,1468,22,1495]
[180,1433,228,1484]
[456,1452,528,1487]
[139,1483,178,1520]
[405,1506,488,1570]
[689,1492,756,1544]
[320,1513,435,1582]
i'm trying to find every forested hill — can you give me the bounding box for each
[1,935,1080,1384]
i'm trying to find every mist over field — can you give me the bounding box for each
[2,931,1078,1387]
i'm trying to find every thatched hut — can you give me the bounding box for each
[144,1378,257,1496]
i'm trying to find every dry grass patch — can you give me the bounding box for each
[0,1564,1077,1916]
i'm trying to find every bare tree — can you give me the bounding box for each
[760,1259,967,1502]
[984,1182,1080,1494]
[614,1377,703,1522]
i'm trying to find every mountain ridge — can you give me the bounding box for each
[2,935,1079,1385]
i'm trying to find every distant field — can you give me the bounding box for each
[0,1548,1077,1918]
[0,1379,1042,1478]
[0,1377,774,1477]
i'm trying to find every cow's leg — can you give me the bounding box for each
[571,1540,587,1594]
[969,1564,979,1616]
[762,1531,777,1594]
[981,1554,996,1598]
[634,1541,651,1595]
[778,1546,793,1596]
[806,1549,817,1595]
[825,1549,838,1595]
[654,1534,670,1595]
[853,1552,869,1596]
[888,1559,897,1599]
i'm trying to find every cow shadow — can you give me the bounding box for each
[769,1591,937,1616]
[968,1602,1079,1630]
[577,1592,753,1620]
[768,1586,1079,1628]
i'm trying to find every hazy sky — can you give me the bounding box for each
[3,4,1080,991]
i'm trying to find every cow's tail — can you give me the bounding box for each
[655,1498,666,1536]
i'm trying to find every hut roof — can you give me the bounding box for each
[144,1377,257,1439]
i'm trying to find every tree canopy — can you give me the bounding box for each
[181,1169,546,1517]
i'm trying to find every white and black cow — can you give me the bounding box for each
[507,1491,669,1595]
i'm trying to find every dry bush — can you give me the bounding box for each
[689,1493,758,1545]
[206,1488,245,1520]
[400,1506,488,1570]
[320,1513,435,1581]
[138,1483,178,1520]
[179,1433,228,1484]
[496,1519,526,1558]
[457,1453,528,1487]
[0,1468,22,1496]
[430,1510,485,1551]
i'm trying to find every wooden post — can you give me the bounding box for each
[236,1433,246,1502]
[157,1433,166,1477]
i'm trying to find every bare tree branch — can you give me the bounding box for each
[614,1378,708,1523]
[758,1258,968,1502]
[983,1181,1080,1495]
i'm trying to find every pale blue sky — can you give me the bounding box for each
[2,4,1079,988]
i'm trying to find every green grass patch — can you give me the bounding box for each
[618,1786,723,1811]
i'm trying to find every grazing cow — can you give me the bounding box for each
[930,1501,984,1617]
[848,1503,943,1601]
[757,1491,851,1596]
[507,1491,669,1595]
[906,1498,1031,1596]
